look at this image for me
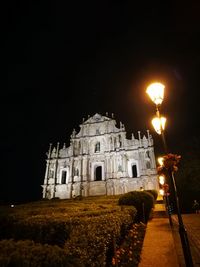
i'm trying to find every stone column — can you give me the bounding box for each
[44,143,52,198]
[53,142,59,198]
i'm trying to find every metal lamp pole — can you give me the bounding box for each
[169,170,193,267]
[155,104,173,227]
[146,82,193,267]
[155,105,168,154]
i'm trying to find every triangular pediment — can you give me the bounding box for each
[83,113,111,124]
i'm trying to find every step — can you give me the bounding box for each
[154,203,166,211]
[156,199,164,204]
[153,210,168,218]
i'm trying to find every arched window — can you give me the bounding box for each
[95,142,100,153]
[95,166,102,181]
[132,165,138,178]
[61,170,67,184]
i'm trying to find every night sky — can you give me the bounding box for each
[1,1,200,203]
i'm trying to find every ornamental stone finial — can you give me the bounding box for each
[147,129,150,141]
[47,143,52,159]
[51,147,56,157]
[56,142,60,157]
[138,131,142,147]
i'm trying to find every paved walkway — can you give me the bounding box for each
[139,203,179,267]
[139,202,200,267]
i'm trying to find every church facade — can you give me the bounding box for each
[42,113,158,199]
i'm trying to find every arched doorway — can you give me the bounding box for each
[132,165,137,178]
[95,166,102,181]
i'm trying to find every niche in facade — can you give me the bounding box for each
[61,170,67,184]
[95,142,100,153]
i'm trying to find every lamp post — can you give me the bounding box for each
[146,83,167,153]
[146,82,193,267]
[157,156,172,226]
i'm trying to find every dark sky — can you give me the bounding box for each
[1,1,200,203]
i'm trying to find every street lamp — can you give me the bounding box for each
[159,189,164,196]
[157,157,172,225]
[146,82,165,106]
[146,82,193,267]
[159,175,165,185]
[146,82,168,153]
[157,157,164,166]
[151,116,166,135]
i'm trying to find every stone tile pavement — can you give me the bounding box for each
[138,217,179,267]
[172,214,200,267]
[138,200,200,267]
[139,203,179,267]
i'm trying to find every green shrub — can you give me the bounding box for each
[118,191,154,223]
[0,239,81,267]
[145,189,158,201]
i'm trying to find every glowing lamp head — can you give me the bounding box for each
[157,157,164,166]
[159,189,164,196]
[146,82,165,105]
[159,175,165,185]
[152,116,166,134]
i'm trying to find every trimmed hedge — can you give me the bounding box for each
[65,208,136,266]
[118,191,154,223]
[0,208,136,248]
[0,201,137,266]
[0,239,81,267]
[0,215,70,247]
[145,189,158,201]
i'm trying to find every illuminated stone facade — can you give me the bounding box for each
[42,113,158,199]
